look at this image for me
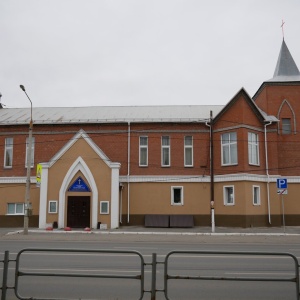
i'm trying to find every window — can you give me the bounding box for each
[248,132,259,165]
[161,136,170,166]
[7,203,24,215]
[282,118,291,134]
[171,186,183,205]
[48,201,58,213]
[223,186,234,205]
[253,186,260,205]
[139,136,148,166]
[184,136,193,167]
[221,132,237,165]
[25,137,35,168]
[4,137,13,168]
[100,201,109,214]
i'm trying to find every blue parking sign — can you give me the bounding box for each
[277,178,287,189]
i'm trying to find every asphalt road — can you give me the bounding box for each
[0,233,300,299]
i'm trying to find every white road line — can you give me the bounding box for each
[3,267,154,273]
[226,271,294,276]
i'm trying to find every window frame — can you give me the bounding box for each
[7,203,24,215]
[223,185,235,206]
[161,136,170,167]
[248,132,260,166]
[100,201,110,214]
[184,136,193,167]
[48,200,58,213]
[253,185,261,206]
[4,137,13,168]
[25,136,35,168]
[221,132,238,166]
[171,186,184,206]
[139,136,148,167]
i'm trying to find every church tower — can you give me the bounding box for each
[254,39,300,176]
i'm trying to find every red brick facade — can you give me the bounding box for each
[1,40,300,228]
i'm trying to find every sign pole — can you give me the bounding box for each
[281,194,285,233]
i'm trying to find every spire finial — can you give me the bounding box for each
[281,19,285,39]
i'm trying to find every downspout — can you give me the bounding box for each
[127,122,131,224]
[264,121,272,224]
[119,184,123,224]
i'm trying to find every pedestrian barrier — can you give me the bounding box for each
[163,250,300,300]
[1,248,147,300]
[0,248,299,299]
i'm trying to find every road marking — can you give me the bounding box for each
[226,271,294,276]
[3,267,155,273]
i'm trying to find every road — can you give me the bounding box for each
[0,233,300,299]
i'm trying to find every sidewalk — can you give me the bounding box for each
[2,225,300,236]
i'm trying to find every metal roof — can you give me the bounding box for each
[0,105,224,125]
[267,39,300,82]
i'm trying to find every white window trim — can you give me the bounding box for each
[221,132,238,166]
[253,185,261,206]
[4,137,13,169]
[25,137,35,168]
[139,136,148,167]
[48,200,58,213]
[184,136,193,167]
[100,201,110,214]
[223,185,235,206]
[171,186,184,206]
[161,136,171,167]
[7,203,24,215]
[248,132,260,166]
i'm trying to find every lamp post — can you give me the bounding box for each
[20,85,33,235]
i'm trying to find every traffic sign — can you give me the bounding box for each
[277,189,288,195]
[277,178,287,189]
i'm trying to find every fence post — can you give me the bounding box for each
[1,251,9,300]
[151,253,156,300]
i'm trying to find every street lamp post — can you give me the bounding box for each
[20,85,33,235]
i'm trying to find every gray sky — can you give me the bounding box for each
[1,0,300,108]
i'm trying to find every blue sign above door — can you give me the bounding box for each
[68,176,91,192]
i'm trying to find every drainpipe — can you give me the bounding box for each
[127,122,131,224]
[264,121,272,224]
[119,184,123,224]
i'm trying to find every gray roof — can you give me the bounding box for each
[267,39,300,82]
[0,105,224,125]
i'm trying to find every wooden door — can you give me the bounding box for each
[67,196,90,228]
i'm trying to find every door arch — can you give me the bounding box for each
[58,157,98,228]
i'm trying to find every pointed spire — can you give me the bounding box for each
[268,39,300,82]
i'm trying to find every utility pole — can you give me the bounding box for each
[210,110,215,233]
[20,85,33,235]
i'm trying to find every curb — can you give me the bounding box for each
[6,230,300,237]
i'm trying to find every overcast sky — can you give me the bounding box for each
[1,0,300,108]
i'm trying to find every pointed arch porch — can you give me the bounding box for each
[58,157,98,229]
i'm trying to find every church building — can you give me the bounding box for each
[0,39,300,229]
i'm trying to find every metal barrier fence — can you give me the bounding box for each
[1,248,147,300]
[0,248,299,299]
[164,250,300,300]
